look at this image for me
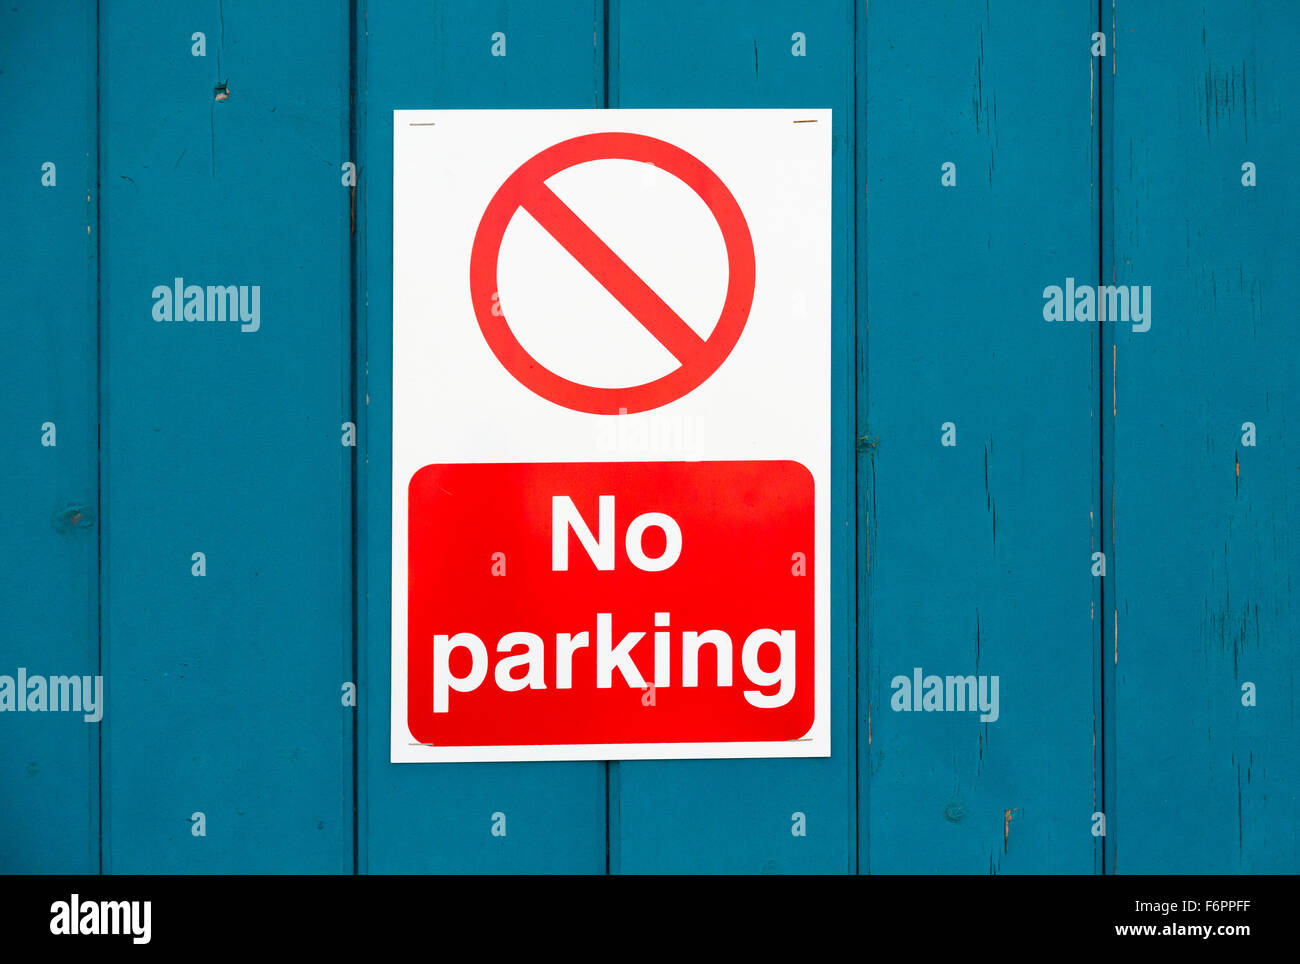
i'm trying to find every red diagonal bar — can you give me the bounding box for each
[520,182,708,364]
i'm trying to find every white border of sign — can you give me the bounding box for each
[391,108,831,762]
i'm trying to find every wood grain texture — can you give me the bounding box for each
[1,0,1294,875]
[98,0,353,872]
[862,0,1100,873]
[0,0,99,874]
[1105,0,1299,873]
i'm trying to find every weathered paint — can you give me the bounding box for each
[862,1,1100,873]
[0,0,1295,874]
[1105,0,1299,873]
[0,0,99,874]
[97,0,353,872]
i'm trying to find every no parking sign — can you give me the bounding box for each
[392,109,831,762]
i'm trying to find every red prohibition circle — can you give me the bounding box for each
[468,132,756,415]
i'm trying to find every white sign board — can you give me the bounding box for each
[392,109,831,762]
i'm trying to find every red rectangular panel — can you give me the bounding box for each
[406,460,814,748]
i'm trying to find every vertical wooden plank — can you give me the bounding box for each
[357,0,607,873]
[1107,1,1299,872]
[609,0,856,874]
[862,2,1099,872]
[98,0,353,871]
[0,0,99,873]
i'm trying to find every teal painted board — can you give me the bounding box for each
[861,1,1100,873]
[0,1,99,874]
[1106,2,1300,873]
[357,0,607,873]
[98,1,353,872]
[609,0,857,874]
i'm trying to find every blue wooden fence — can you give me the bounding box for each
[1,0,1295,874]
